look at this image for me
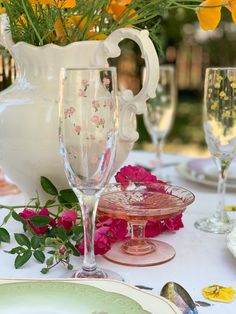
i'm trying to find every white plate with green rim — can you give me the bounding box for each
[0,279,181,314]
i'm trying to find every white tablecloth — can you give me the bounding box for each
[0,150,236,314]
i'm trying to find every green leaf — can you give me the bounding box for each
[66,242,80,257]
[71,225,83,241]
[5,246,25,255]
[33,250,45,263]
[2,211,12,226]
[0,228,10,243]
[29,215,50,227]
[44,199,56,207]
[57,195,71,208]
[12,211,25,223]
[46,256,54,267]
[14,250,32,269]
[41,268,49,274]
[14,233,31,248]
[59,189,78,203]
[40,176,58,196]
[31,236,41,249]
[56,227,67,241]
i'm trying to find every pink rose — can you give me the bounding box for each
[164,214,184,232]
[115,165,165,190]
[57,209,77,231]
[76,226,111,255]
[96,216,128,243]
[19,208,54,235]
[145,220,164,237]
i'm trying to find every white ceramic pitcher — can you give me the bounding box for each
[0,14,159,200]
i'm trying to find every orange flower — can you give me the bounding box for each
[197,0,236,30]
[55,15,107,41]
[226,0,236,23]
[107,0,137,23]
[30,0,76,8]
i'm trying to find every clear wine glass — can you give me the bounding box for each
[194,67,236,233]
[59,67,121,278]
[144,65,176,178]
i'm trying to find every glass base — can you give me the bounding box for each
[103,239,176,267]
[73,268,123,281]
[194,217,234,234]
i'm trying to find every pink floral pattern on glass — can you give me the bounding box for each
[91,115,105,128]
[74,124,81,135]
[103,77,110,88]
[68,147,77,159]
[64,106,76,119]
[78,79,89,97]
[92,100,100,111]
[104,99,113,109]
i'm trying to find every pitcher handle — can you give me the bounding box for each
[0,14,14,51]
[93,28,159,142]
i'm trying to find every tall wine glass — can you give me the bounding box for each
[144,65,176,178]
[59,67,120,278]
[195,67,236,233]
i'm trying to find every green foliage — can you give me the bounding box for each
[0,176,81,273]
[1,0,201,46]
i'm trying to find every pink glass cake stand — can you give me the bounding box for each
[98,182,195,266]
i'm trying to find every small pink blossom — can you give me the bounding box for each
[74,125,81,135]
[104,99,113,109]
[79,89,86,97]
[57,209,77,231]
[91,115,100,125]
[91,115,105,127]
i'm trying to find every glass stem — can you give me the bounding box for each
[130,221,146,241]
[215,165,230,223]
[152,136,164,178]
[78,192,100,273]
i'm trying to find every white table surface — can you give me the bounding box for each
[0,150,236,314]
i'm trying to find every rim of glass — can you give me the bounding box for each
[206,67,236,71]
[61,66,117,72]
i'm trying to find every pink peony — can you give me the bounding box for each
[19,208,54,235]
[57,209,77,231]
[115,165,165,190]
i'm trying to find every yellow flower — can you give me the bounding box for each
[197,0,236,30]
[211,102,219,110]
[219,91,226,97]
[202,285,236,302]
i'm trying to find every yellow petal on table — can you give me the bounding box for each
[225,205,236,211]
[196,0,222,30]
[202,285,236,302]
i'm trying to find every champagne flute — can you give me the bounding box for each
[195,67,236,233]
[59,67,121,278]
[144,65,176,178]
